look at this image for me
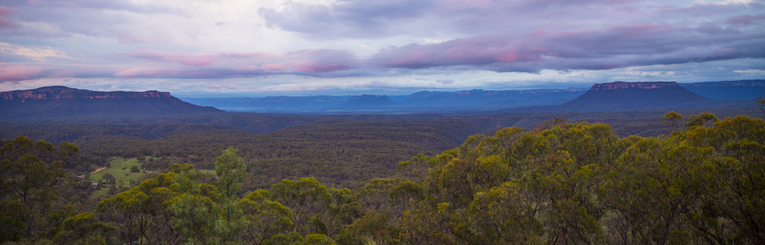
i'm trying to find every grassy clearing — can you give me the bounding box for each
[90,157,156,187]
[199,169,216,175]
[88,157,215,198]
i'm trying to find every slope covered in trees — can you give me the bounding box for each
[71,120,483,189]
[560,82,720,111]
[680,79,765,101]
[0,86,221,122]
[2,112,763,244]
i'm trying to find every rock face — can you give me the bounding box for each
[1,86,171,100]
[589,81,678,90]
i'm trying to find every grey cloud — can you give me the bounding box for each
[259,0,437,39]
[23,0,189,16]
[260,0,763,40]
[0,1,189,42]
[368,20,765,73]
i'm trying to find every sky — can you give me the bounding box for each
[0,0,764,97]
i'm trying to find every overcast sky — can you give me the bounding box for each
[0,0,763,96]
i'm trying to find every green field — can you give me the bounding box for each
[90,157,156,184]
[88,157,156,197]
[88,157,216,197]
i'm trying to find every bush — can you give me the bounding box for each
[130,165,139,172]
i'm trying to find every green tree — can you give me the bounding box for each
[97,189,147,245]
[53,212,115,245]
[101,173,116,185]
[270,178,331,235]
[459,181,543,244]
[0,136,75,242]
[662,111,683,134]
[335,210,399,245]
[686,112,719,128]
[687,115,765,243]
[599,137,722,245]
[168,193,215,244]
[238,189,294,245]
[0,200,27,242]
[311,188,363,237]
[215,147,247,199]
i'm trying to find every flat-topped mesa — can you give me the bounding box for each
[590,81,678,91]
[1,86,171,100]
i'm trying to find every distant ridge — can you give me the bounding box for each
[1,86,172,100]
[560,81,722,111]
[340,95,399,108]
[589,81,678,90]
[406,88,588,107]
[0,86,222,122]
[679,80,765,100]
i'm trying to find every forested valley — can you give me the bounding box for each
[2,111,764,245]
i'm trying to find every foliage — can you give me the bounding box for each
[0,136,82,243]
[3,112,765,245]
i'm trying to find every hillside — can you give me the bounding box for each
[67,119,482,189]
[0,86,222,122]
[4,113,764,245]
[559,81,726,111]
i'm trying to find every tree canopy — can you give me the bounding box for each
[1,112,764,244]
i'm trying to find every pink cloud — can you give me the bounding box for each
[116,49,357,79]
[727,14,765,25]
[123,50,220,66]
[114,68,206,78]
[205,84,222,89]
[258,63,287,71]
[296,63,350,73]
[0,64,46,82]
[0,7,20,29]
[256,61,351,73]
[371,19,763,72]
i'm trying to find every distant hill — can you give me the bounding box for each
[558,81,729,112]
[679,80,765,101]
[0,86,222,122]
[180,88,589,113]
[183,96,347,112]
[340,95,399,108]
[405,88,587,107]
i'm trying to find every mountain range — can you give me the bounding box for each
[0,80,762,122]
[181,88,590,113]
[187,80,763,113]
[0,86,221,121]
[680,80,765,100]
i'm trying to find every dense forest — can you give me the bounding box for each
[1,111,763,244]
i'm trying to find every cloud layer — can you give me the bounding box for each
[0,0,763,94]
